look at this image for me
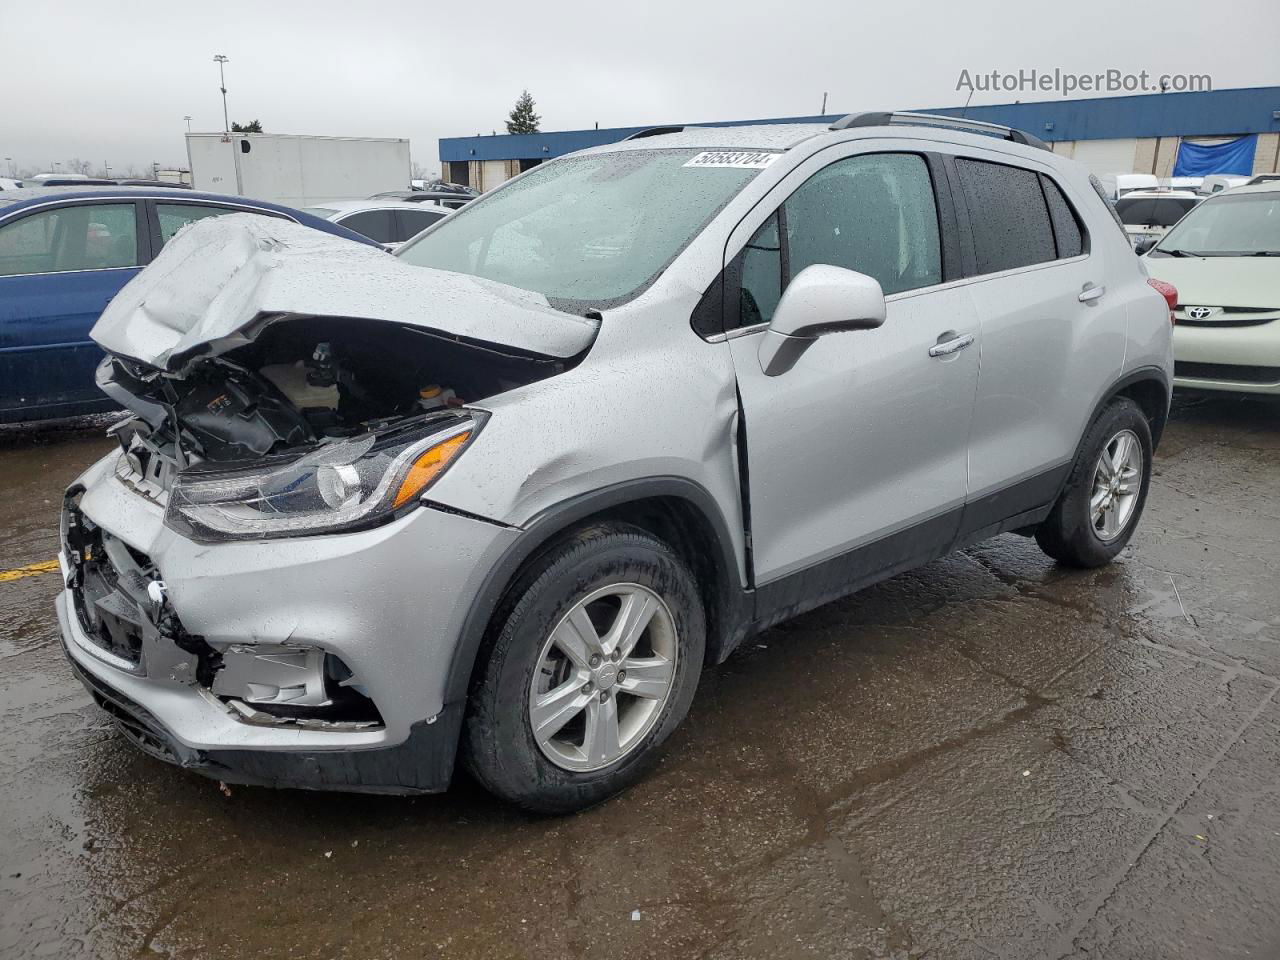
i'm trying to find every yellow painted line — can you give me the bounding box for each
[0,559,60,583]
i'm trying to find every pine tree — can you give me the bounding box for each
[505,91,540,135]
[231,119,264,133]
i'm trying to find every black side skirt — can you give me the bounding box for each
[751,462,1070,632]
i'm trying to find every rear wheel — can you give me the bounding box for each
[463,523,705,813]
[1036,398,1153,568]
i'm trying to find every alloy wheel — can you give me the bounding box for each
[529,583,678,772]
[1090,428,1143,541]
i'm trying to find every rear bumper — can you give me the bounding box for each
[64,622,463,794]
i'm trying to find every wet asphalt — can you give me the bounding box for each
[1,394,1278,960]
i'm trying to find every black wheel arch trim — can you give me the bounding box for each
[441,476,750,709]
[1083,365,1171,456]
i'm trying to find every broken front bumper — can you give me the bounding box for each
[57,450,519,794]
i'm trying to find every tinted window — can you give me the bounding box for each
[339,209,398,244]
[0,203,137,277]
[956,159,1055,274]
[785,153,941,296]
[396,209,445,242]
[1040,176,1085,258]
[1151,198,1198,227]
[1115,197,1156,226]
[738,213,783,327]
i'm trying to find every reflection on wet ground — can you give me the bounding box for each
[1,396,1278,959]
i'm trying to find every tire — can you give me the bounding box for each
[1036,397,1153,568]
[462,522,705,813]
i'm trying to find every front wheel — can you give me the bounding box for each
[1036,397,1153,568]
[462,523,705,813]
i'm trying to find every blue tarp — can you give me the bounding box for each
[1173,135,1258,177]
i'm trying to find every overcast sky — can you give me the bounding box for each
[5,0,1278,177]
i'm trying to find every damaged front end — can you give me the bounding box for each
[61,215,597,766]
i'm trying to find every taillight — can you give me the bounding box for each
[1147,278,1178,325]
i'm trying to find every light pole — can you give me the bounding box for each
[213,55,230,134]
[184,115,192,132]
[3,157,12,177]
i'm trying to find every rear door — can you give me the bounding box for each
[0,200,147,420]
[949,153,1125,533]
[147,199,291,251]
[727,148,980,593]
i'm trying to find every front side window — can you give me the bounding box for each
[956,159,1056,274]
[1154,192,1280,256]
[0,203,137,277]
[786,153,942,297]
[396,149,769,309]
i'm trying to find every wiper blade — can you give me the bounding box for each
[1248,250,1280,257]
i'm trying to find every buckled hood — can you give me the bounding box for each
[91,213,601,373]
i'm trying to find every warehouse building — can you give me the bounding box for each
[439,85,1280,192]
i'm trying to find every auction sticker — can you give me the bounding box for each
[683,151,780,169]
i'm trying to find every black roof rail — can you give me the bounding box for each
[623,125,687,140]
[829,111,1051,151]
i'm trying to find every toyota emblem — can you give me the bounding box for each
[1186,306,1214,320]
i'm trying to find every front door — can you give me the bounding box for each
[727,151,979,597]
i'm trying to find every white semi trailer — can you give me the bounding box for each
[186,132,411,207]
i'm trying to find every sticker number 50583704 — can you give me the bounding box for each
[682,151,780,170]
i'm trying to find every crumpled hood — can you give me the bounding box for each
[1145,255,1280,310]
[91,213,601,372]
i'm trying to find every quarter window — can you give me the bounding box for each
[956,159,1056,274]
[0,203,138,277]
[156,202,284,245]
[1040,176,1085,258]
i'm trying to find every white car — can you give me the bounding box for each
[1098,172,1159,201]
[1116,190,1201,248]
[0,177,22,191]
[1144,184,1280,394]
[1199,175,1250,196]
[301,199,451,251]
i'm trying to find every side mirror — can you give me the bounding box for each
[1133,236,1158,256]
[758,264,886,376]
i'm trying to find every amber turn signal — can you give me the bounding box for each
[392,430,472,508]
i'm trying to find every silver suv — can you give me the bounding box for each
[58,113,1174,812]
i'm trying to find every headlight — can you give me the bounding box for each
[165,419,475,542]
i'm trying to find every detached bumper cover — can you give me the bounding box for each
[63,622,463,795]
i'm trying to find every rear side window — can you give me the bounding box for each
[1039,176,1085,258]
[956,159,1056,274]
[339,209,397,244]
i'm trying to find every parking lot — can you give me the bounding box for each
[0,392,1277,959]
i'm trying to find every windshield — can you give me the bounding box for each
[1116,196,1199,227]
[395,148,771,309]
[1154,192,1280,256]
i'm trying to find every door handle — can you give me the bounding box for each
[928,333,974,358]
[1078,284,1106,302]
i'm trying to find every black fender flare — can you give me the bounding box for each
[440,476,748,709]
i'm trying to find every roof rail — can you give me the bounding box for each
[623,125,687,140]
[829,111,1051,151]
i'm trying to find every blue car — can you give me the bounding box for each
[0,187,376,423]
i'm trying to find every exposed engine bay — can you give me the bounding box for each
[100,314,569,473]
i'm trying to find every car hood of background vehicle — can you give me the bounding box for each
[91,213,601,372]
[1145,255,1280,309]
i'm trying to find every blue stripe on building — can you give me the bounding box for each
[440,85,1280,164]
